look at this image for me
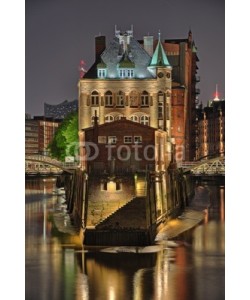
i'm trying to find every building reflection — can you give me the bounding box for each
[26,177,225,300]
[26,178,83,300]
[25,177,56,194]
[84,252,156,299]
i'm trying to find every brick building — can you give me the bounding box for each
[25,119,39,154]
[80,117,170,173]
[163,32,200,161]
[196,97,225,159]
[25,116,62,155]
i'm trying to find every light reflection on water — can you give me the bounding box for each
[25,177,224,300]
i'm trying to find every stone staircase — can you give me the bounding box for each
[96,196,147,230]
[87,198,131,227]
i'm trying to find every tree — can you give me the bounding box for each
[48,112,79,161]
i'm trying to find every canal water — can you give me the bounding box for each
[25,177,225,300]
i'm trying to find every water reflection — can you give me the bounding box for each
[26,178,225,300]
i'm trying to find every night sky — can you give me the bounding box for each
[25,0,225,116]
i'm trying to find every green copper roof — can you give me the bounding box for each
[118,52,135,68]
[149,38,170,67]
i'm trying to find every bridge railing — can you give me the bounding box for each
[179,157,225,176]
[25,155,79,170]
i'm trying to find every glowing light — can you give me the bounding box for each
[108,181,116,192]
[213,84,220,101]
[108,286,115,300]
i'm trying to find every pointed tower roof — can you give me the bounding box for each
[149,31,171,67]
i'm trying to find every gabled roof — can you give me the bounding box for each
[83,35,153,79]
[83,118,157,132]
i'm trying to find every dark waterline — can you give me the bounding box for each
[25,176,225,300]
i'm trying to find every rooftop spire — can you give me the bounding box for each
[149,31,171,67]
[158,30,161,41]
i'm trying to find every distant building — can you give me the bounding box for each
[44,99,78,119]
[25,116,62,155]
[25,119,39,154]
[196,91,225,159]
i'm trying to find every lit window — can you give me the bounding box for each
[105,115,114,123]
[127,69,134,78]
[158,102,163,119]
[124,136,132,144]
[105,91,113,107]
[116,91,125,107]
[141,91,149,107]
[119,69,126,78]
[115,114,123,121]
[119,69,134,78]
[134,136,142,144]
[141,115,149,125]
[108,136,117,144]
[91,91,99,106]
[98,69,106,78]
[98,136,107,144]
[130,115,139,123]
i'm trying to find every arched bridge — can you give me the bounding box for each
[179,156,225,176]
[25,155,78,175]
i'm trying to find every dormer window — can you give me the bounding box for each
[97,59,107,78]
[119,69,134,78]
[98,69,106,78]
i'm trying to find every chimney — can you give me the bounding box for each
[143,36,154,56]
[95,36,106,60]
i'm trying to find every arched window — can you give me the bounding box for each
[141,115,149,126]
[105,91,113,107]
[130,115,139,123]
[116,91,125,107]
[105,115,114,123]
[141,91,149,107]
[115,114,123,121]
[91,91,99,106]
